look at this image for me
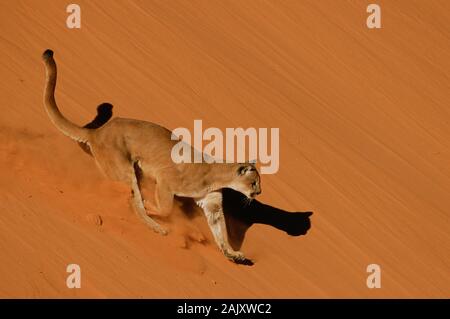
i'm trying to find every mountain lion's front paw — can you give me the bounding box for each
[224,250,254,266]
[152,224,168,236]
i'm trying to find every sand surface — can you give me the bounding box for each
[0,0,449,297]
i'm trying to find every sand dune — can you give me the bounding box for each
[0,0,449,297]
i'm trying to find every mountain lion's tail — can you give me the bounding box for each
[42,49,89,143]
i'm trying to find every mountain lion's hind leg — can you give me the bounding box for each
[139,175,174,218]
[154,179,174,217]
[197,191,252,265]
[131,163,167,235]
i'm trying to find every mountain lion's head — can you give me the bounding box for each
[229,163,261,199]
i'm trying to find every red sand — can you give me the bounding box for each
[0,1,449,297]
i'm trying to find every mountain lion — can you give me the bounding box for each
[42,49,261,264]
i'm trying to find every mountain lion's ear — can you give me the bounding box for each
[237,164,254,175]
[248,159,257,165]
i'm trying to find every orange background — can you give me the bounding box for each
[0,0,449,297]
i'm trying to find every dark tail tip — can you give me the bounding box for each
[42,49,54,61]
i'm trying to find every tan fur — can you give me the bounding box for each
[42,50,261,264]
